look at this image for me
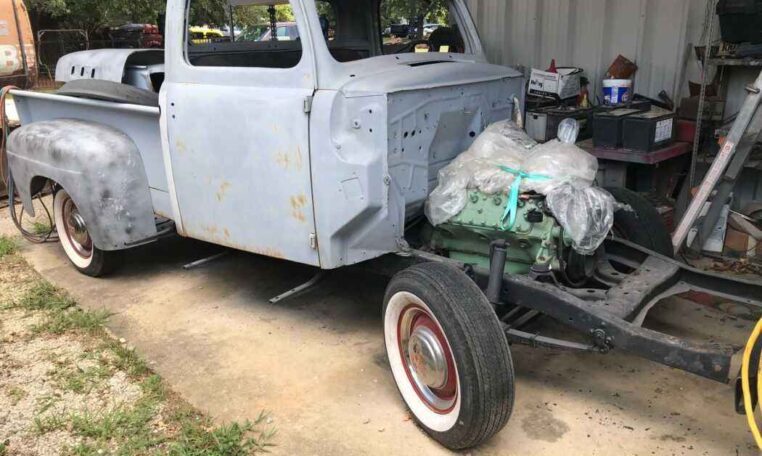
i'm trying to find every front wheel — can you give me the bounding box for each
[383,262,514,450]
[53,189,121,277]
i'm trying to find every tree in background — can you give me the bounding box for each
[24,0,165,34]
[23,0,450,35]
[380,0,449,28]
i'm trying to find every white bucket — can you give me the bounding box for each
[602,79,633,105]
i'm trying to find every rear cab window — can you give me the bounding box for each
[186,0,303,69]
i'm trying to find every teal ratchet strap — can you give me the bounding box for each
[497,166,552,230]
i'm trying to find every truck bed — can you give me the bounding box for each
[10,90,172,219]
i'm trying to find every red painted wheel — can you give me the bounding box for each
[54,189,121,277]
[396,300,459,416]
[383,262,515,450]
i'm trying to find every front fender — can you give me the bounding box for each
[7,119,157,250]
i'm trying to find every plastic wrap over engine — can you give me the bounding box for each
[521,139,599,194]
[546,184,616,255]
[425,120,536,226]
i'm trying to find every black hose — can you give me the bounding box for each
[1,85,58,244]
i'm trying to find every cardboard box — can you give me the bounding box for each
[724,227,760,259]
[528,67,582,100]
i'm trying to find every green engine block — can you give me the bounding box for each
[428,191,572,275]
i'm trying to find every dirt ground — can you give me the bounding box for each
[0,205,759,455]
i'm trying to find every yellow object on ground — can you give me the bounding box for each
[742,318,762,449]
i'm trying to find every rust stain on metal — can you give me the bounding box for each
[175,139,187,155]
[190,224,285,260]
[290,194,308,223]
[201,224,219,236]
[274,146,304,171]
[216,181,231,202]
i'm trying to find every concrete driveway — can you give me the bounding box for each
[1,213,758,455]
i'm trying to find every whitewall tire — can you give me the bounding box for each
[383,262,515,450]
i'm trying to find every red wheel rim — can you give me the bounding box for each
[61,196,93,260]
[397,304,458,414]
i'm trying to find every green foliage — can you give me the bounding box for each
[5,386,28,406]
[168,412,276,456]
[0,235,18,259]
[24,0,166,32]
[31,221,53,236]
[14,281,110,335]
[16,281,75,312]
[34,308,111,335]
[51,363,111,394]
[380,0,450,27]
[104,339,150,377]
[190,2,295,29]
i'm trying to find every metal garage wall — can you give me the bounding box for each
[465,0,714,101]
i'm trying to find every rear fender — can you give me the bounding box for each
[7,119,157,250]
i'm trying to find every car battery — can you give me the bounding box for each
[525,106,593,143]
[595,98,652,113]
[622,107,676,151]
[593,108,642,148]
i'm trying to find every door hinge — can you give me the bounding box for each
[309,233,318,250]
[303,96,313,113]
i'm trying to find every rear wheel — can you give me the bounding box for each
[383,262,514,450]
[53,189,121,277]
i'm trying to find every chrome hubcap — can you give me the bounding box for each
[67,211,88,246]
[408,326,447,389]
[61,196,93,259]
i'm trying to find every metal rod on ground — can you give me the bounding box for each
[269,271,327,304]
[182,251,229,270]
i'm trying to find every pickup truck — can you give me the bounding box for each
[5,0,762,451]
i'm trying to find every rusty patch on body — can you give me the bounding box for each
[175,139,187,155]
[187,223,285,260]
[274,146,304,172]
[290,194,308,223]
[216,181,231,202]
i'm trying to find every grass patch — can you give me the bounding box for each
[31,221,52,236]
[5,386,28,406]
[34,308,111,335]
[16,281,75,312]
[101,339,150,378]
[51,363,111,394]
[169,412,276,456]
[13,281,111,335]
[33,413,68,435]
[0,235,18,259]
[0,439,8,456]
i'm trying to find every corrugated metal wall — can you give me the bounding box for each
[465,0,715,101]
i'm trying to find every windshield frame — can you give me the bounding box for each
[302,0,486,90]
